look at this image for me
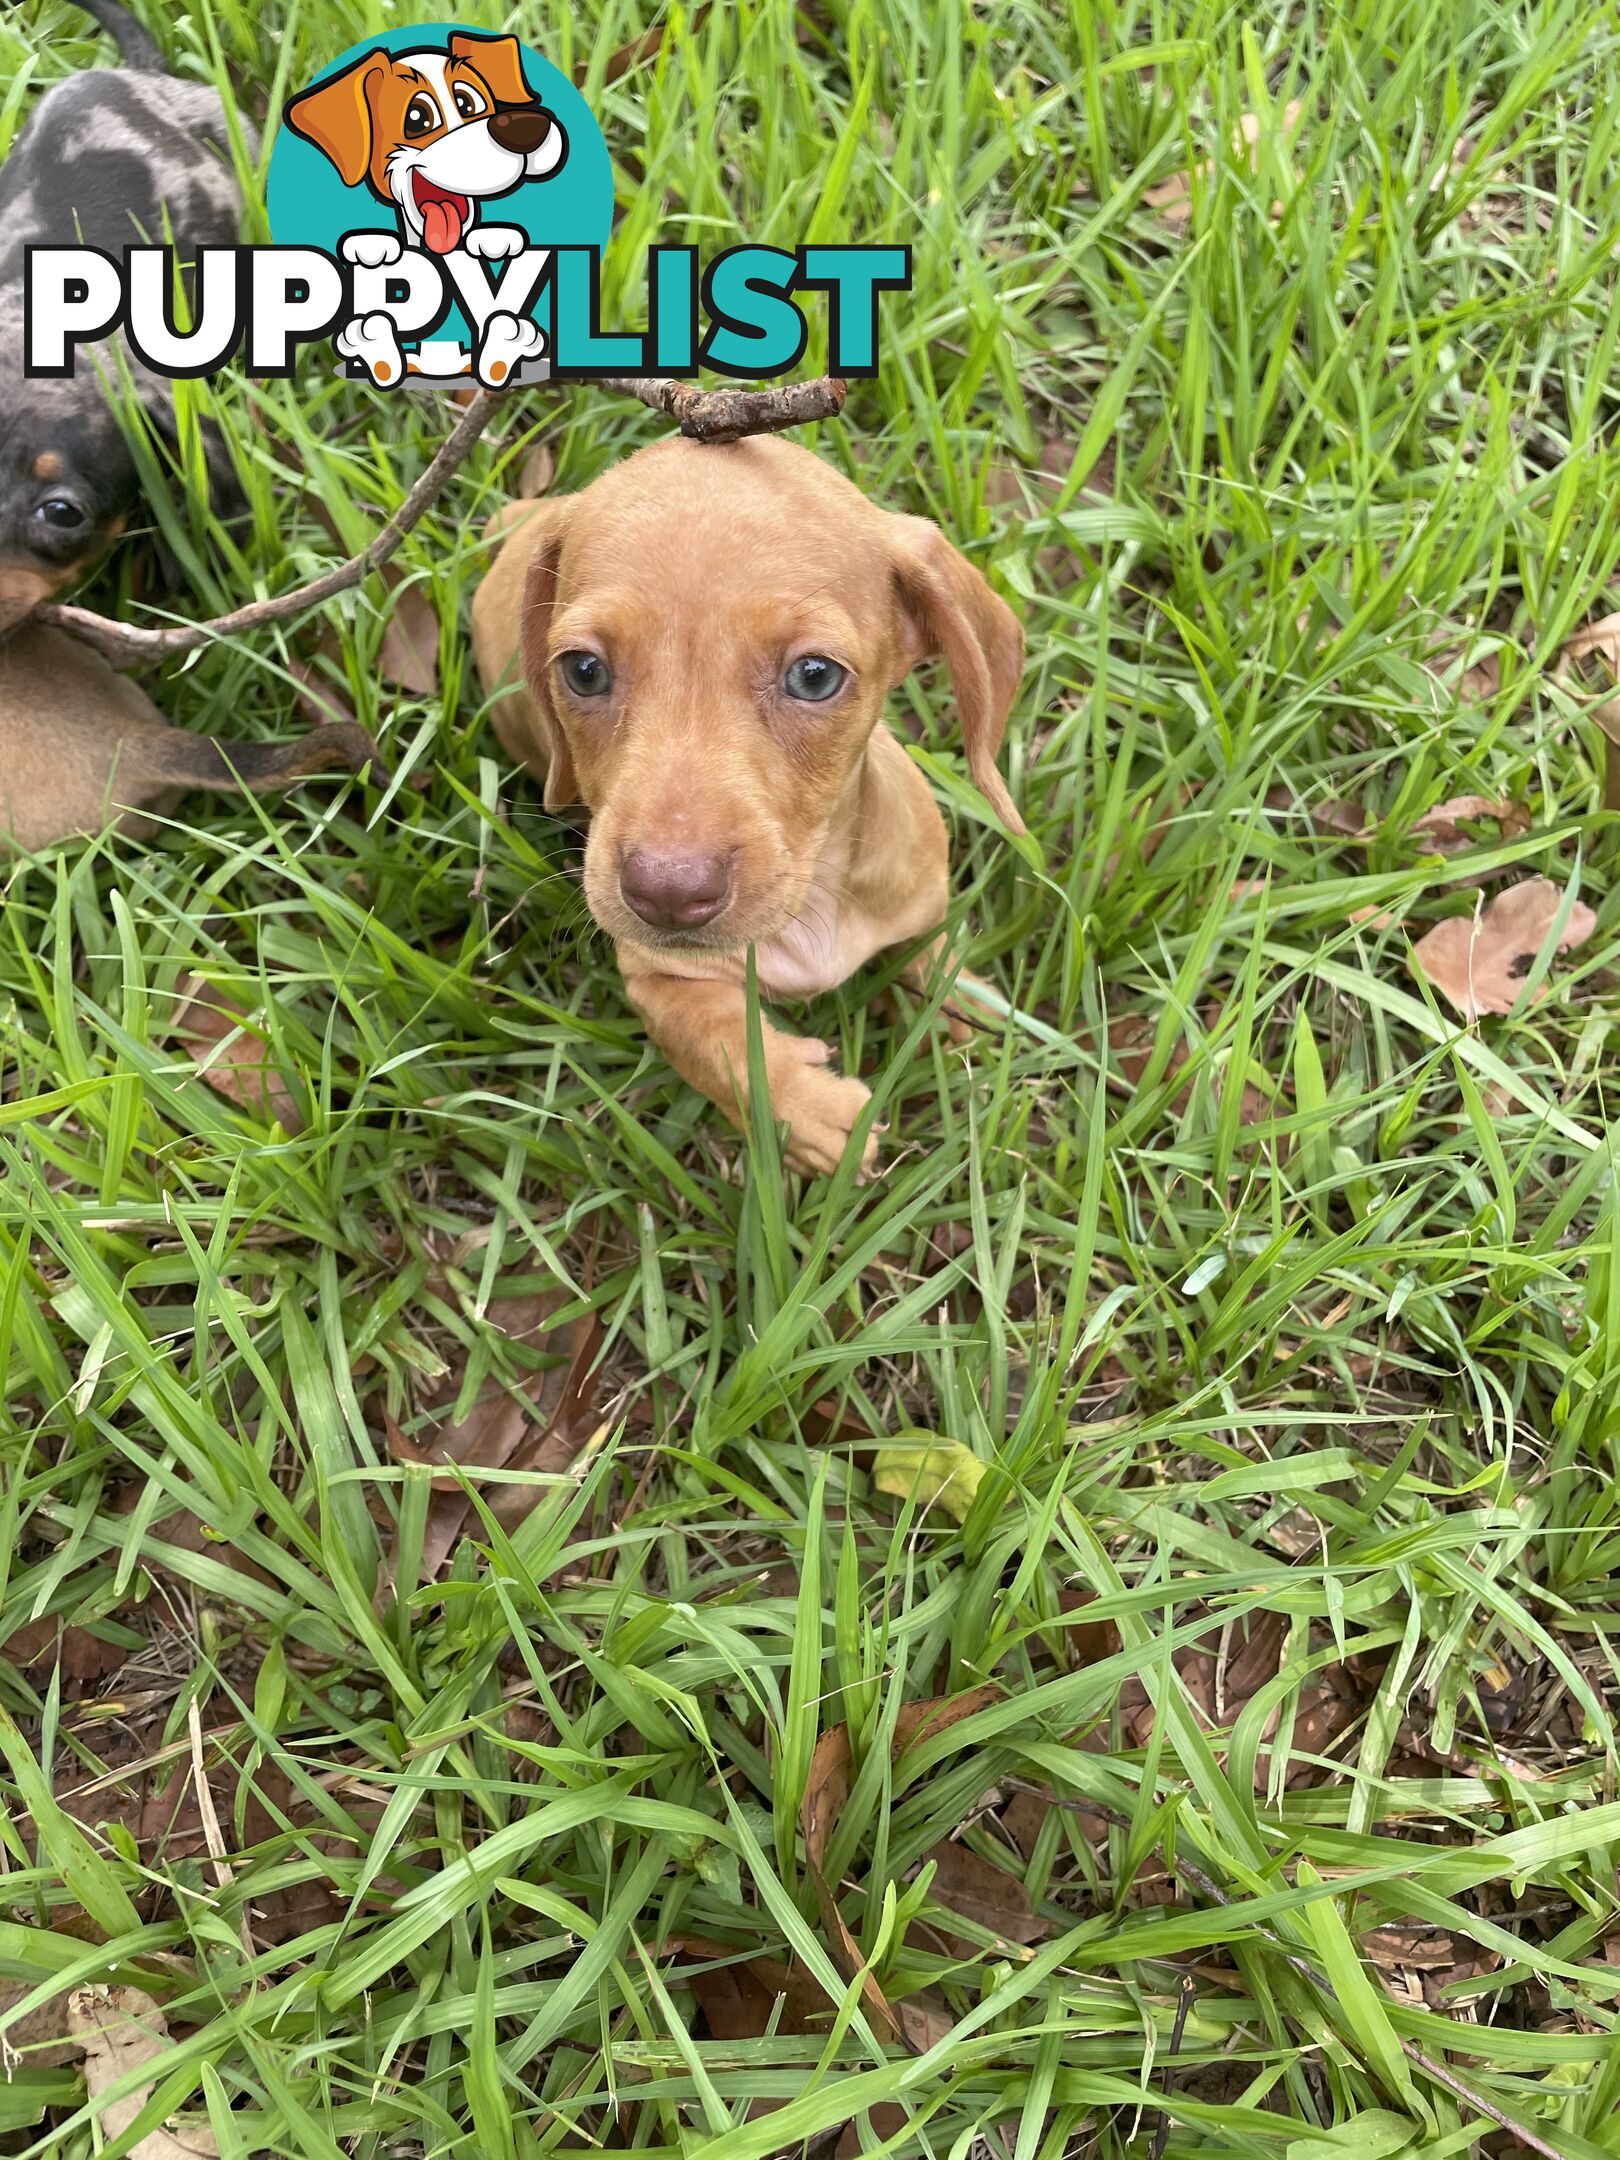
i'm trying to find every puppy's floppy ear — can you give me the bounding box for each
[285,52,384,188]
[886,516,1026,835]
[450,32,535,105]
[515,503,579,813]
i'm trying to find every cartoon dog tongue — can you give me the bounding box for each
[416,182,467,254]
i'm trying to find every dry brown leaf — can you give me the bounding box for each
[1001,1787,1056,1861]
[378,577,439,695]
[575,7,710,87]
[1409,877,1597,1020]
[1313,797,1370,838]
[801,1687,999,2053]
[0,1981,77,2066]
[1106,1607,1360,1792]
[1554,612,1620,805]
[1411,795,1531,851]
[492,1308,606,1529]
[118,1497,274,1593]
[1559,611,1620,670]
[68,1988,217,2159]
[672,1941,827,2041]
[1362,1925,1458,1971]
[893,1685,1002,1755]
[837,2108,908,2159]
[983,433,1106,588]
[5,1617,128,1685]
[1425,645,1502,704]
[1264,786,1371,840]
[924,1839,1047,1944]
[171,977,304,1133]
[301,494,434,695]
[396,1295,604,1578]
[1144,101,1304,229]
[59,1738,361,1947]
[516,439,557,500]
[1105,1009,1271,1127]
[1101,781,1195,882]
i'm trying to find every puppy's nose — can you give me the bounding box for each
[619,847,733,932]
[488,108,551,156]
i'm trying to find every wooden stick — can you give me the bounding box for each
[594,374,847,443]
[33,375,848,669]
[39,387,504,666]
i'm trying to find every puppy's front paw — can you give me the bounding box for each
[335,311,405,386]
[774,1053,879,1180]
[464,224,525,261]
[475,310,546,386]
[341,232,403,269]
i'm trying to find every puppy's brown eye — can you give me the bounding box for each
[783,655,846,702]
[452,84,486,120]
[404,94,441,138]
[557,651,611,697]
[35,497,86,530]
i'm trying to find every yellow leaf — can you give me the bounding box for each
[872,1436,986,1522]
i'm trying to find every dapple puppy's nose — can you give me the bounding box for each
[619,847,733,932]
[489,109,551,156]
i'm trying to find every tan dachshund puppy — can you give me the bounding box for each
[471,436,1024,1177]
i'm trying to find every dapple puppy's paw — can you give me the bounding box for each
[773,1044,879,1179]
[464,224,525,261]
[335,311,405,386]
[341,232,403,268]
[475,311,546,386]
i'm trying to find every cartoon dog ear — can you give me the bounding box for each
[285,52,384,189]
[885,516,1026,835]
[449,32,535,106]
[508,503,579,813]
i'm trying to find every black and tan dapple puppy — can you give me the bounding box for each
[0,0,253,632]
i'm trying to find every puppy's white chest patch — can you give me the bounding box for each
[756,908,885,1001]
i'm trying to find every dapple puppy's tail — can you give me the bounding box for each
[74,0,166,72]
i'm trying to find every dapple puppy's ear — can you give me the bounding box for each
[885,515,1026,835]
[450,32,535,105]
[515,503,580,813]
[285,52,385,188]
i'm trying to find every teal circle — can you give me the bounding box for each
[266,22,612,356]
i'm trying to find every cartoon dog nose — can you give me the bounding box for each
[488,108,551,156]
[619,847,733,932]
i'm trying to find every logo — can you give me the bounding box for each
[24,23,910,390]
[270,25,609,387]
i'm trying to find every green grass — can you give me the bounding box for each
[3,0,1620,2154]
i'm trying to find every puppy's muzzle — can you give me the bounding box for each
[489,109,550,156]
[619,845,735,932]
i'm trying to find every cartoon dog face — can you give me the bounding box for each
[286,33,566,254]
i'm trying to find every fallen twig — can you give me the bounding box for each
[34,375,846,669]
[40,387,505,667]
[595,374,847,442]
[1148,1974,1195,2160]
